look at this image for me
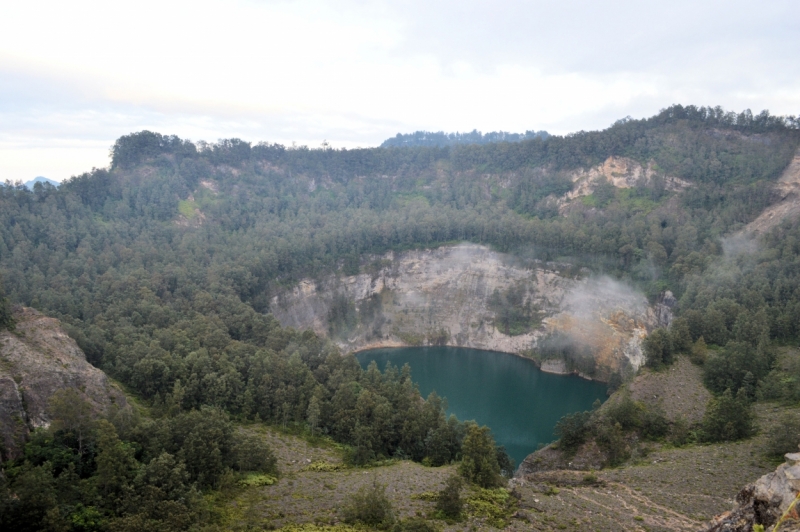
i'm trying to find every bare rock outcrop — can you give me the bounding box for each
[516,440,608,477]
[0,308,127,460]
[740,147,800,237]
[703,450,800,532]
[271,243,668,381]
[559,156,690,213]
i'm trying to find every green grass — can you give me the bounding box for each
[238,473,278,487]
[303,461,347,472]
[178,199,198,219]
[615,188,659,214]
[177,188,220,219]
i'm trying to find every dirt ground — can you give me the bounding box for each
[628,355,712,424]
[218,400,798,531]
[510,403,797,531]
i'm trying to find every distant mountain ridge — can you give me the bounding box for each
[380,129,550,148]
[24,176,59,189]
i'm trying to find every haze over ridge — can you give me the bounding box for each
[1,0,798,182]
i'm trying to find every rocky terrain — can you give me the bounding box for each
[742,147,800,236]
[271,243,672,380]
[560,155,691,211]
[516,355,711,476]
[0,307,127,460]
[213,402,792,532]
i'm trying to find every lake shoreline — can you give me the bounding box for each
[351,342,605,384]
[355,345,609,467]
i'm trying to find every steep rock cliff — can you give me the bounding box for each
[704,450,800,532]
[0,308,127,460]
[270,243,668,380]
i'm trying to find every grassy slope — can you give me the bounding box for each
[510,403,794,532]
[209,423,528,531]
[212,426,458,530]
[510,347,800,531]
[205,405,795,532]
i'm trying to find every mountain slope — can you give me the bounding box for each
[0,307,127,460]
[23,176,60,190]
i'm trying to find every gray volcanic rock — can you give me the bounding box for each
[703,450,800,532]
[516,440,607,477]
[271,243,667,381]
[0,307,127,460]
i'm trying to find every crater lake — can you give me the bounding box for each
[356,346,608,468]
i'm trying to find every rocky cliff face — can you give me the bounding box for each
[741,147,800,237]
[270,243,669,381]
[0,308,127,460]
[704,450,800,532]
[558,155,691,214]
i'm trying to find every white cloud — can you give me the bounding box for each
[1,0,798,181]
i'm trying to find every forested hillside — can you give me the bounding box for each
[380,129,550,148]
[2,104,800,530]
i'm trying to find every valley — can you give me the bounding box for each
[2,106,800,531]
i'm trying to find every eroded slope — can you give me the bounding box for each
[271,244,670,380]
[0,308,127,460]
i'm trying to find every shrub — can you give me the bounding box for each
[640,406,670,441]
[342,479,395,529]
[392,518,440,532]
[764,413,800,458]
[603,395,643,431]
[668,416,693,446]
[459,424,502,488]
[554,411,591,452]
[435,475,463,519]
[231,432,278,474]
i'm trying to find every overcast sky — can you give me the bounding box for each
[2,0,798,182]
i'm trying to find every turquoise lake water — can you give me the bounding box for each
[356,346,608,468]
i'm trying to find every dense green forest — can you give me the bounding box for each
[380,129,550,148]
[2,104,800,530]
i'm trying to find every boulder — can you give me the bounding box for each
[704,449,800,532]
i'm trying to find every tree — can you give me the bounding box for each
[701,388,756,442]
[554,411,591,451]
[669,317,692,353]
[307,396,321,436]
[496,446,515,479]
[1,463,58,532]
[154,407,234,488]
[459,424,502,488]
[0,274,14,331]
[764,413,800,458]
[48,388,96,457]
[95,420,139,514]
[690,337,708,365]
[643,328,673,369]
[231,432,277,474]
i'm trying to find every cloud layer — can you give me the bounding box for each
[2,0,798,181]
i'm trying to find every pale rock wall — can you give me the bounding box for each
[740,147,800,236]
[559,156,690,212]
[0,308,127,460]
[270,244,668,381]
